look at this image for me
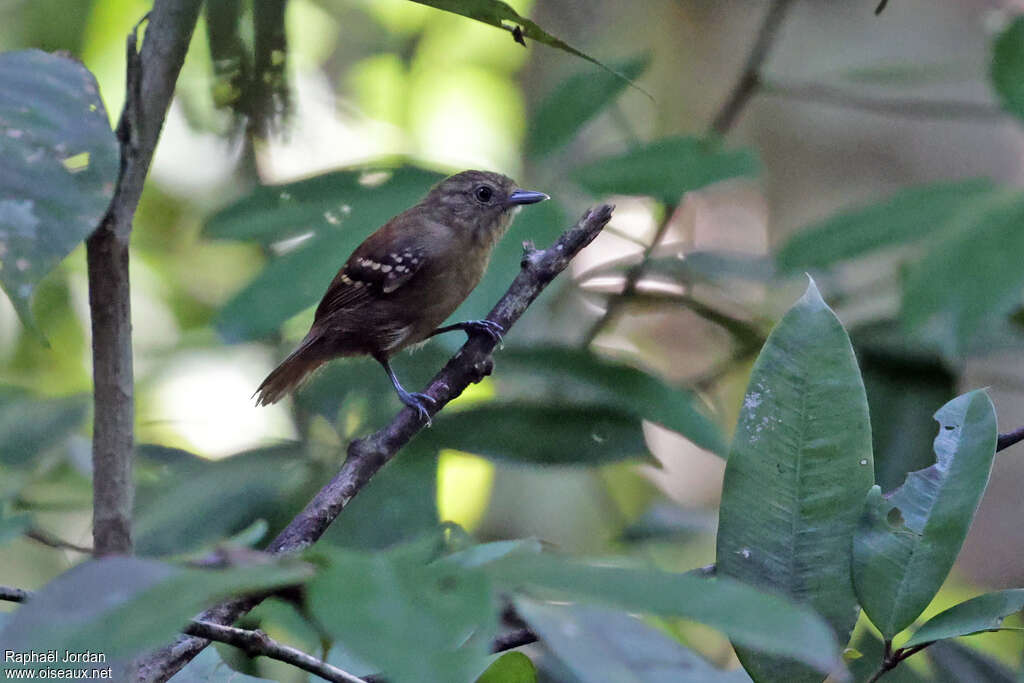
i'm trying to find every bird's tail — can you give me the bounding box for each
[254,338,325,407]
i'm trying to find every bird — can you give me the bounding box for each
[254,169,549,421]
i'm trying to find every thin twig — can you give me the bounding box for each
[0,585,32,603]
[490,628,538,653]
[134,205,615,682]
[87,0,204,557]
[25,528,93,555]
[761,80,1006,122]
[184,621,367,683]
[997,426,1024,452]
[866,638,936,682]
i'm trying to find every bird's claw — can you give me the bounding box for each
[399,390,436,426]
[464,319,504,344]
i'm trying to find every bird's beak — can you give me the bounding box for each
[507,189,549,205]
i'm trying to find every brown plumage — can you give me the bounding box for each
[254,169,548,420]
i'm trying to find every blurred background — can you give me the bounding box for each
[1,0,1023,678]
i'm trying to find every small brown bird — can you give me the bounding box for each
[254,170,548,420]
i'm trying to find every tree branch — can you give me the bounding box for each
[490,627,538,653]
[25,527,93,555]
[997,426,1024,452]
[133,205,615,681]
[0,585,32,603]
[87,0,203,557]
[184,621,367,683]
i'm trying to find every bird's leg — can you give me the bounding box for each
[376,356,435,425]
[429,320,504,344]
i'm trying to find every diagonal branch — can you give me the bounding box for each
[0,585,31,603]
[87,0,203,557]
[133,204,615,682]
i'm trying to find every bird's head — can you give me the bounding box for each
[423,170,548,246]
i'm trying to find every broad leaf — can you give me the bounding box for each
[407,0,646,94]
[991,16,1024,121]
[928,640,1018,683]
[476,651,537,683]
[526,54,651,159]
[424,402,650,466]
[0,387,87,469]
[901,190,1024,355]
[515,599,751,683]
[903,589,1024,647]
[497,346,725,454]
[573,136,758,205]
[441,539,543,569]
[307,546,496,683]
[485,553,842,676]
[0,50,118,331]
[0,556,313,668]
[852,390,997,638]
[715,279,873,682]
[775,179,996,272]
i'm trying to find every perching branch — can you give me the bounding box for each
[997,426,1024,452]
[0,585,31,603]
[184,621,367,683]
[133,205,615,682]
[87,0,203,557]
[25,527,93,555]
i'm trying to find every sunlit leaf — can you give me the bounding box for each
[716,279,873,682]
[903,589,1024,648]
[526,54,651,159]
[991,16,1024,121]
[573,136,758,205]
[0,556,313,669]
[485,553,842,676]
[853,390,997,638]
[515,599,751,683]
[476,651,537,683]
[0,50,118,333]
[775,179,996,272]
[406,0,648,95]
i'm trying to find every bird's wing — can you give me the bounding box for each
[313,239,428,323]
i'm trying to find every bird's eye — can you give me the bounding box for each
[474,185,494,203]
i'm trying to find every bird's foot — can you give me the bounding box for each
[462,319,504,344]
[398,388,436,426]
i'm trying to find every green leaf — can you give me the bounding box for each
[406,0,648,95]
[0,556,314,668]
[928,640,1018,683]
[307,546,496,683]
[852,390,998,639]
[497,347,725,455]
[476,651,537,683]
[903,589,1024,648]
[991,16,1024,121]
[526,54,651,159]
[515,599,751,683]
[0,387,87,468]
[425,402,649,466]
[573,136,759,205]
[620,502,717,543]
[715,278,873,682]
[0,50,118,332]
[440,539,543,569]
[174,648,276,682]
[775,179,996,272]
[210,166,442,341]
[485,553,842,676]
[901,190,1024,355]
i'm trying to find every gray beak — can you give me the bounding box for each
[507,189,549,205]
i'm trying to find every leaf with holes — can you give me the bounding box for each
[0,50,118,333]
[852,390,997,639]
[715,278,873,682]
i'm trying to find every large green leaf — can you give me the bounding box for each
[991,16,1024,121]
[0,50,118,331]
[406,0,645,94]
[715,279,873,682]
[903,589,1024,648]
[424,402,649,466]
[0,386,87,469]
[526,54,650,159]
[852,390,997,639]
[307,546,496,683]
[901,190,1024,355]
[497,346,725,454]
[572,136,759,205]
[485,553,842,676]
[209,166,442,341]
[515,599,751,683]
[775,179,996,272]
[476,652,536,683]
[928,640,1018,683]
[0,556,313,669]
